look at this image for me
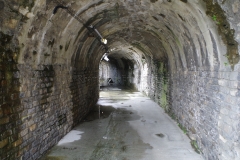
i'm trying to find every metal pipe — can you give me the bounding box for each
[52,2,109,51]
[94,28,103,39]
[53,5,68,14]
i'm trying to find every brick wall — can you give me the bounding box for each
[16,64,73,159]
[0,32,22,159]
[0,62,99,159]
[70,69,99,126]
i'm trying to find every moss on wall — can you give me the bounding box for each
[158,61,169,112]
[20,0,35,11]
[203,0,239,69]
[0,31,21,159]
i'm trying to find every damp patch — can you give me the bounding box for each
[156,133,165,138]
[180,0,187,3]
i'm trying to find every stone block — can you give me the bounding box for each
[32,101,38,107]
[0,108,3,118]
[230,89,238,96]
[29,124,36,132]
[12,139,22,147]
[20,128,28,137]
[218,79,228,86]
[0,117,9,125]
[0,138,8,148]
[28,108,35,115]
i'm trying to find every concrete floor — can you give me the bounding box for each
[42,88,204,160]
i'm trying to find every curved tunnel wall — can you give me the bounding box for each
[0,0,240,159]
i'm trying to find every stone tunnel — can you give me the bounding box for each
[0,0,240,159]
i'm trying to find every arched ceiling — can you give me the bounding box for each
[16,0,239,71]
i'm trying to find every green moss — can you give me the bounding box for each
[0,32,13,46]
[165,25,182,47]
[84,4,120,27]
[169,112,177,120]
[167,112,201,154]
[6,71,13,81]
[0,32,20,102]
[157,62,169,112]
[204,0,239,69]
[191,140,201,154]
[158,62,164,74]
[178,123,187,134]
[131,42,148,54]
[20,0,35,11]
[160,89,168,110]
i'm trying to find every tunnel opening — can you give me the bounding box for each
[99,53,140,90]
[0,0,240,159]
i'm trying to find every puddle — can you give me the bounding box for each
[113,108,141,121]
[83,104,140,123]
[82,105,116,122]
[57,130,83,145]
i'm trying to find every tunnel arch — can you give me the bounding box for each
[0,0,240,159]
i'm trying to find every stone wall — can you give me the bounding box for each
[146,60,240,160]
[147,61,170,112]
[145,60,240,160]
[170,69,240,160]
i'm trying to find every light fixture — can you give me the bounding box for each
[89,25,107,45]
[104,55,109,61]
[52,5,110,50]
[101,38,107,44]
[100,53,109,61]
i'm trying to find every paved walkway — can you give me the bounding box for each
[42,89,203,160]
